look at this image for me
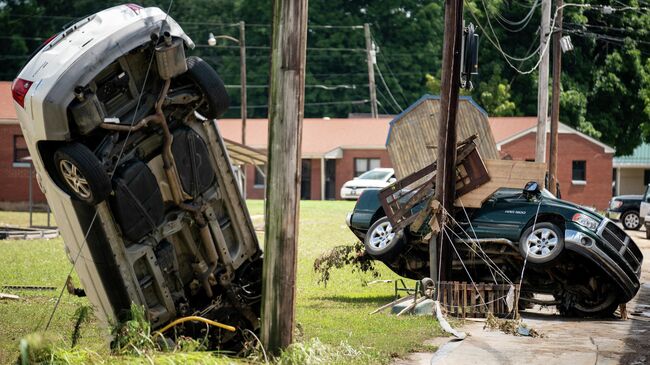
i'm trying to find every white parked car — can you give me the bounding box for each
[340,168,396,200]
[12,5,262,349]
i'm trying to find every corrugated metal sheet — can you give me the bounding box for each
[613,143,650,166]
[386,95,499,178]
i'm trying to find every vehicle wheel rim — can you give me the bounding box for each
[59,160,92,199]
[369,221,395,250]
[624,213,639,228]
[525,227,558,259]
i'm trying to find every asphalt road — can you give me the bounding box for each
[398,227,650,365]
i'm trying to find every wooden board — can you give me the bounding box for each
[387,98,500,179]
[455,159,547,208]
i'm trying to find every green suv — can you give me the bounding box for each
[346,183,643,317]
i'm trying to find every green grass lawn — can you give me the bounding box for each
[0,201,442,364]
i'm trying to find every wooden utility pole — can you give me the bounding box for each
[260,0,308,355]
[434,0,464,282]
[549,0,563,195]
[239,21,247,145]
[364,23,379,118]
[536,0,551,163]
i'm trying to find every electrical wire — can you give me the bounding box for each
[371,34,411,105]
[468,2,593,75]
[375,88,401,114]
[494,0,541,33]
[375,64,404,112]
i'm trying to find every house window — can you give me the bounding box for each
[13,135,30,167]
[644,169,650,186]
[354,158,380,177]
[254,165,266,188]
[572,160,586,184]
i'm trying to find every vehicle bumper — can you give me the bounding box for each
[345,212,368,241]
[564,220,642,302]
[606,210,621,221]
[340,187,365,200]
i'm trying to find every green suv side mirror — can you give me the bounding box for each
[523,181,541,198]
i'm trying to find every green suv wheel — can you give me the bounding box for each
[519,222,565,264]
[364,217,405,260]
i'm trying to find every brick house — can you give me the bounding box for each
[489,117,615,210]
[0,81,46,210]
[0,79,615,207]
[217,118,393,200]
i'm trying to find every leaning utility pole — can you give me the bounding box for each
[549,0,563,195]
[433,0,464,282]
[364,23,379,118]
[239,21,248,145]
[260,0,308,355]
[536,0,551,163]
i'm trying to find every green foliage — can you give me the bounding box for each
[0,205,442,364]
[71,305,94,348]
[3,0,650,152]
[588,43,650,155]
[275,338,376,365]
[19,333,56,364]
[111,304,157,356]
[425,74,441,95]
[477,72,516,116]
[312,241,380,287]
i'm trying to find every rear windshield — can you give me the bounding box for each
[358,170,391,180]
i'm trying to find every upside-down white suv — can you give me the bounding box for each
[12,4,262,349]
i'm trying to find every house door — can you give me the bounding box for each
[325,159,336,200]
[301,159,311,200]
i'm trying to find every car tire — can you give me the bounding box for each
[54,143,111,205]
[518,222,564,264]
[185,56,230,119]
[556,282,619,318]
[621,211,641,230]
[364,216,406,260]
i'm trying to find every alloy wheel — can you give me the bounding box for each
[624,213,639,229]
[368,220,395,250]
[59,159,92,199]
[524,227,559,259]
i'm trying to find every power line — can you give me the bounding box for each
[375,88,401,114]
[229,99,370,109]
[494,0,541,32]
[375,63,404,112]
[468,2,594,75]
[223,83,366,89]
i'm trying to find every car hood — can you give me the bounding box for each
[343,179,389,188]
[612,195,642,201]
[543,196,604,221]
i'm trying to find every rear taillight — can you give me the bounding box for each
[125,4,143,13]
[11,78,33,108]
[610,200,623,209]
[42,34,58,46]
